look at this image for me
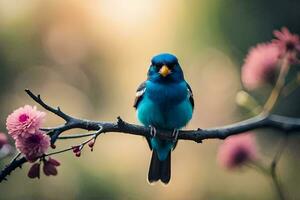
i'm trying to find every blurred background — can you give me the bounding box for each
[0,0,300,199]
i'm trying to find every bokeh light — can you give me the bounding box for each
[0,0,300,200]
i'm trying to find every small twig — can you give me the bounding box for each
[44,127,102,157]
[270,136,288,200]
[58,132,96,139]
[271,169,286,200]
[44,147,74,157]
[246,161,270,176]
[271,136,288,170]
[248,136,288,200]
[263,56,290,113]
[25,89,72,121]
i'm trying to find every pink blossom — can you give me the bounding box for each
[6,105,46,139]
[0,133,8,149]
[242,43,280,90]
[273,27,300,58]
[15,130,50,162]
[217,133,258,169]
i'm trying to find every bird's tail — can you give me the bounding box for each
[148,150,171,184]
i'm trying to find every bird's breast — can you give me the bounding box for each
[146,81,187,105]
[136,81,193,129]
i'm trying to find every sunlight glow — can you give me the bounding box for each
[97,0,160,28]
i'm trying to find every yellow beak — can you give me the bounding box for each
[159,65,171,77]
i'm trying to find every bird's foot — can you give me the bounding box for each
[172,129,179,142]
[149,125,157,137]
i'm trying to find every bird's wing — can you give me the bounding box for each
[133,81,152,149]
[133,81,146,109]
[186,82,194,110]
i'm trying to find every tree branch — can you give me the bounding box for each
[1,90,300,182]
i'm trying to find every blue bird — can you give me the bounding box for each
[134,53,194,184]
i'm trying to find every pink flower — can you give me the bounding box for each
[217,133,258,169]
[242,43,280,90]
[273,27,300,57]
[0,133,8,149]
[15,130,50,162]
[6,105,46,139]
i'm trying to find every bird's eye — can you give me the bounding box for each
[153,64,162,71]
[171,63,178,70]
[156,63,163,68]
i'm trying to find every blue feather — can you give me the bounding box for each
[137,81,192,129]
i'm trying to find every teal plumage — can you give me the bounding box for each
[134,53,194,184]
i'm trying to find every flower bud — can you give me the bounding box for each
[88,140,95,148]
[28,163,41,179]
[88,140,95,151]
[43,160,58,176]
[72,145,81,153]
[48,157,60,166]
[75,151,81,157]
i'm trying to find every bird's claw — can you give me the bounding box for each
[172,129,179,142]
[149,126,157,137]
[149,127,179,141]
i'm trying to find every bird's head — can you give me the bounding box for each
[147,53,184,83]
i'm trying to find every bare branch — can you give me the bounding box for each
[25,89,72,121]
[1,90,300,182]
[0,157,26,182]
